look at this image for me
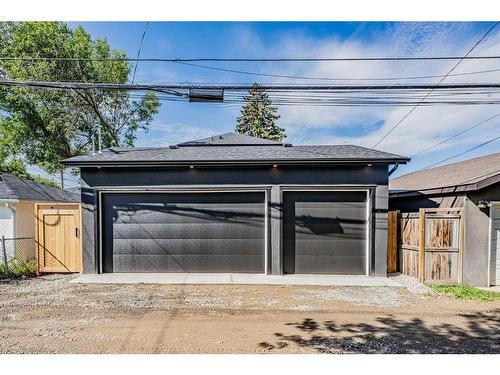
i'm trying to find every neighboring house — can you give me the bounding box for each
[390,152,500,287]
[0,172,80,261]
[63,132,408,277]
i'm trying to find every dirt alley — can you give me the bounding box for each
[0,274,499,354]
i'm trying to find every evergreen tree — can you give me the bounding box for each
[235,83,286,141]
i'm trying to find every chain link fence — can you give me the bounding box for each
[0,236,36,278]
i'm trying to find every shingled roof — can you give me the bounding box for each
[63,132,408,167]
[0,173,80,202]
[178,132,283,146]
[390,152,500,193]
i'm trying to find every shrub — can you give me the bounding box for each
[0,259,37,279]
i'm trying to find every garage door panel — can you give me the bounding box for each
[112,238,264,255]
[113,222,264,240]
[113,254,263,273]
[283,191,367,275]
[294,224,366,240]
[113,205,263,225]
[294,255,366,274]
[292,239,366,256]
[102,192,266,273]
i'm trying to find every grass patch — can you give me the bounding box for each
[429,284,500,302]
[0,259,37,279]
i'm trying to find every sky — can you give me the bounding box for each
[49,22,500,185]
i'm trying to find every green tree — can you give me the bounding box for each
[0,22,160,177]
[235,82,285,141]
[0,159,58,187]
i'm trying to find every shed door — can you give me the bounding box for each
[102,192,266,273]
[491,205,500,286]
[283,191,367,275]
[36,206,82,273]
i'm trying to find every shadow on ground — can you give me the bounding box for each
[258,309,500,353]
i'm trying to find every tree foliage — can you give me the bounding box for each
[235,82,285,141]
[0,22,160,175]
[0,159,58,187]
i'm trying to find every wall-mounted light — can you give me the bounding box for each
[272,164,278,168]
[367,163,373,167]
[189,165,195,169]
[477,200,490,209]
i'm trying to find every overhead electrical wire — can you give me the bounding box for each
[422,135,500,170]
[2,55,500,62]
[410,113,500,158]
[372,21,499,148]
[1,78,499,91]
[131,22,149,84]
[176,60,500,82]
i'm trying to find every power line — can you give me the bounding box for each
[2,55,500,63]
[410,113,500,158]
[1,79,499,92]
[422,135,500,170]
[177,60,500,82]
[372,22,499,148]
[131,22,149,84]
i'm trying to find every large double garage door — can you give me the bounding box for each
[102,192,266,273]
[101,190,367,274]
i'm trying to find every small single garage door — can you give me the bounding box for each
[102,192,266,273]
[283,191,367,275]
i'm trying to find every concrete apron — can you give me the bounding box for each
[71,273,402,287]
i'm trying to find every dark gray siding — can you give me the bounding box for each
[80,164,389,275]
[465,184,500,286]
[102,192,265,273]
[283,191,366,275]
[81,165,387,187]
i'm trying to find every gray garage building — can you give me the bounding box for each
[63,132,408,277]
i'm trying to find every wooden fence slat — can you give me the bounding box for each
[387,211,398,273]
[418,209,426,283]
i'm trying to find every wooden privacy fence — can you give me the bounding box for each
[389,208,463,284]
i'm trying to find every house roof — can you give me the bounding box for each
[178,132,283,146]
[63,132,408,167]
[0,173,80,202]
[390,152,500,195]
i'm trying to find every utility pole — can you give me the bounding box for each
[60,168,64,190]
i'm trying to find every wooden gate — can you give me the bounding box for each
[398,208,463,284]
[35,204,82,273]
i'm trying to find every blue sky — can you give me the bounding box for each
[54,22,500,184]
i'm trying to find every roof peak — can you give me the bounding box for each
[177,132,284,147]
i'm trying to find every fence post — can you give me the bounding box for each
[1,235,8,278]
[418,209,426,283]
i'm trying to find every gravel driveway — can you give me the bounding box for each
[0,274,498,354]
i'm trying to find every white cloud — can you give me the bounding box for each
[196,23,500,160]
[136,120,216,146]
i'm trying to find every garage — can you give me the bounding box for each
[65,132,408,276]
[283,191,368,275]
[101,191,266,273]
